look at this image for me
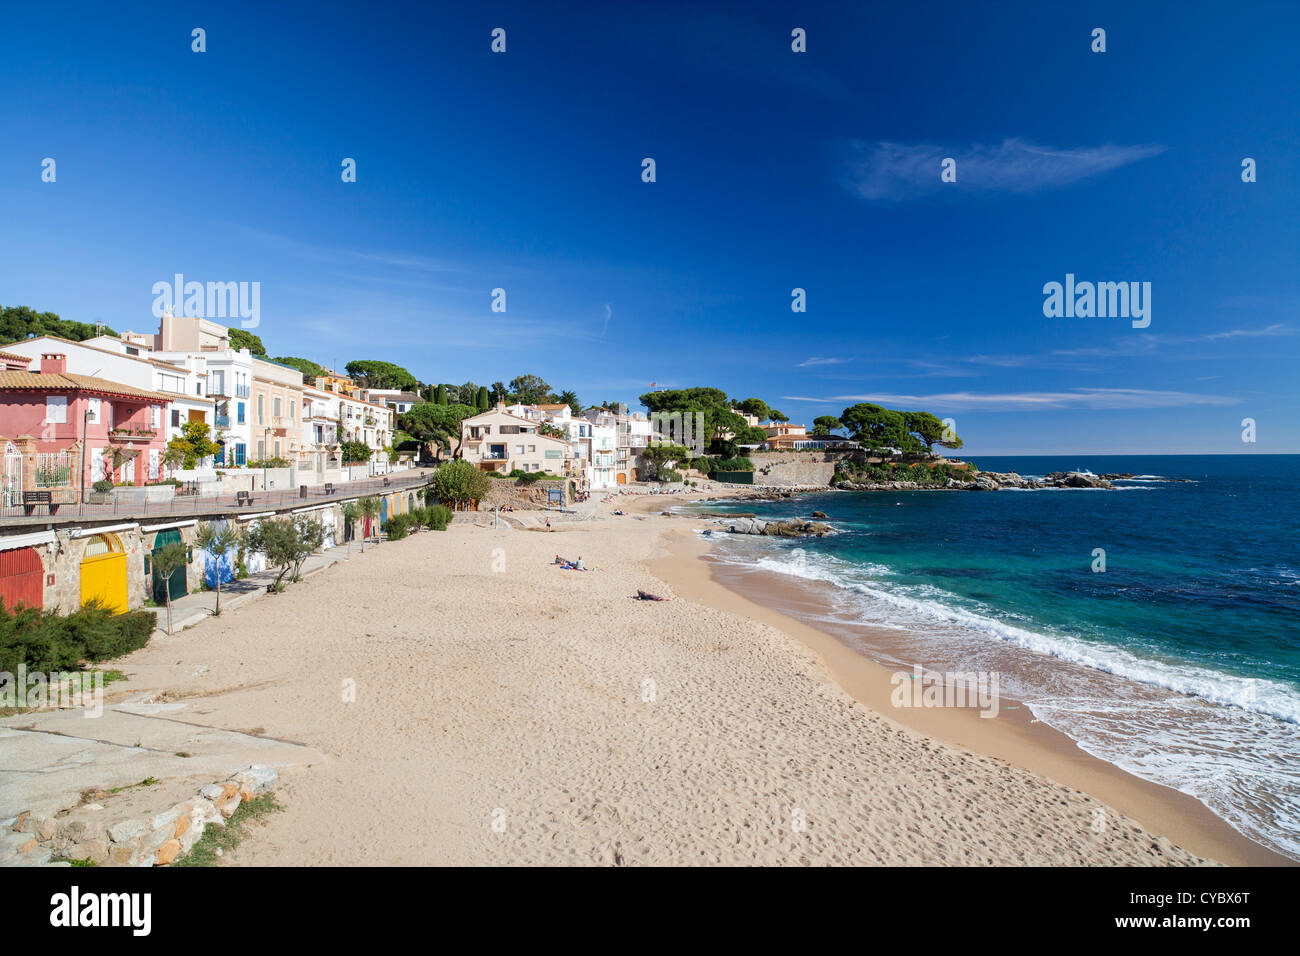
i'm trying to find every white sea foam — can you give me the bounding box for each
[717,540,1300,858]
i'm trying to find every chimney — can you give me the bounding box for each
[40,353,67,375]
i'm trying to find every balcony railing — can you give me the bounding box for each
[235,384,250,398]
[214,414,231,428]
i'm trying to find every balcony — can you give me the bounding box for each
[214,414,231,428]
[235,384,250,398]
[107,427,156,443]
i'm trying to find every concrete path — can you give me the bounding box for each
[0,703,323,820]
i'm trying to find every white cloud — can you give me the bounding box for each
[796,356,850,367]
[783,388,1240,411]
[844,138,1165,202]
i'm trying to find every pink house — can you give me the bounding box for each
[0,352,171,505]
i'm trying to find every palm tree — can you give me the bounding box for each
[358,497,380,551]
[194,520,242,616]
[341,501,361,555]
[151,540,189,635]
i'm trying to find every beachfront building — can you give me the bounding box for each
[761,422,858,451]
[313,367,359,397]
[0,352,171,504]
[460,405,573,475]
[361,388,423,415]
[583,407,653,486]
[298,386,394,472]
[0,335,216,453]
[250,357,306,465]
[505,403,617,490]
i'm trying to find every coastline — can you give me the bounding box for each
[17,487,1283,865]
[648,525,1290,866]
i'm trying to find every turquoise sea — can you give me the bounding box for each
[686,455,1300,860]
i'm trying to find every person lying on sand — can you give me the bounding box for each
[636,589,668,601]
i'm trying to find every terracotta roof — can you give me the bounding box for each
[0,334,200,373]
[0,370,172,402]
[0,349,30,363]
[536,403,569,410]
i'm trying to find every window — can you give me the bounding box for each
[528,444,536,453]
[237,402,245,424]
[257,440,266,459]
[516,445,524,455]
[172,409,181,428]
[273,397,282,419]
[289,401,295,420]
[85,397,101,424]
[257,395,264,423]
[234,443,246,465]
[274,441,280,458]
[45,396,67,423]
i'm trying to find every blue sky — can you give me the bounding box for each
[1,0,1297,455]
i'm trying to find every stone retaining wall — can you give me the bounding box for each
[0,765,278,867]
[748,451,842,488]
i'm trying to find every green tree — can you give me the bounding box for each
[558,390,581,417]
[345,360,418,391]
[228,328,266,355]
[341,501,361,555]
[0,305,115,344]
[902,411,962,455]
[639,444,691,481]
[399,403,476,461]
[151,541,189,635]
[431,459,491,510]
[164,420,221,469]
[840,403,915,456]
[291,515,325,581]
[508,374,551,405]
[639,387,747,453]
[433,384,447,405]
[194,521,243,616]
[812,415,842,436]
[273,356,325,384]
[358,497,381,547]
[475,385,490,411]
[339,440,372,464]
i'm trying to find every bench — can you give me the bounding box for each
[236,491,254,506]
[324,483,336,495]
[382,477,391,487]
[22,490,58,515]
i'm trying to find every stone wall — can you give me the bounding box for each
[748,451,843,488]
[483,477,573,510]
[2,765,278,867]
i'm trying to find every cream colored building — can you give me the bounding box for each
[460,405,573,475]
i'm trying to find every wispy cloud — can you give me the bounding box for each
[843,138,1165,202]
[796,356,850,367]
[783,388,1240,411]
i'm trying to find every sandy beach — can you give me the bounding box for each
[92,491,1282,865]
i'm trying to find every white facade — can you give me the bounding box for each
[461,406,573,475]
[2,335,214,453]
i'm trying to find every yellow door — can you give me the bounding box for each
[81,537,129,614]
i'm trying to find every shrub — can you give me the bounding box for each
[659,469,682,483]
[385,514,413,540]
[92,479,114,494]
[0,599,154,675]
[432,459,491,509]
[425,504,453,530]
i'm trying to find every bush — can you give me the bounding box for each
[385,514,413,540]
[659,469,682,483]
[425,504,453,530]
[0,599,154,675]
[432,459,491,509]
[92,479,114,494]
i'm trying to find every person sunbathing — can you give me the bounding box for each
[636,589,668,601]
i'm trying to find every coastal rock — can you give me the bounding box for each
[714,517,831,537]
[810,510,829,519]
[1044,472,1114,489]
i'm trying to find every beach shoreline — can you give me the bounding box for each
[647,523,1289,866]
[27,487,1283,866]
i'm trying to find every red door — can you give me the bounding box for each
[0,547,44,611]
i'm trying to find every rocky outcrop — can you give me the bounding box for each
[835,471,1116,492]
[716,517,832,537]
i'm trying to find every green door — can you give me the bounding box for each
[151,529,188,604]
